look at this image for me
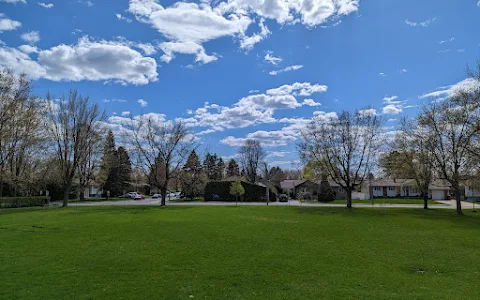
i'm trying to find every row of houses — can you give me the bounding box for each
[280,179,480,201]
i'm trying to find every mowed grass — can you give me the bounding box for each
[1,206,479,300]
[335,198,443,205]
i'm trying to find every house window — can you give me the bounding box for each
[374,187,381,191]
[388,187,395,191]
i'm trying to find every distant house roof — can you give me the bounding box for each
[222,176,245,182]
[371,178,451,190]
[280,180,306,189]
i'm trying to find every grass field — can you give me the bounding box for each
[1,206,479,299]
[333,198,443,205]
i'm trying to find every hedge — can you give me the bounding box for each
[0,197,48,209]
[204,181,276,202]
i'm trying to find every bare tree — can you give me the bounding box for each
[299,109,381,208]
[131,118,194,206]
[395,118,436,210]
[418,91,480,215]
[45,90,106,207]
[77,127,104,201]
[238,139,265,184]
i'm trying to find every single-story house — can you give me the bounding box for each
[369,179,451,200]
[280,180,349,200]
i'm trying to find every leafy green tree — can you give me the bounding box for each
[216,157,225,180]
[230,180,245,206]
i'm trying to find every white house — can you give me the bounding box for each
[369,179,451,200]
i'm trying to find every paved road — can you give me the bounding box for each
[62,199,479,210]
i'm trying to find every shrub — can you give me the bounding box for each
[0,197,48,209]
[317,180,336,202]
[297,192,313,200]
[205,181,276,202]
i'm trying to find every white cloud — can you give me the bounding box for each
[0,47,46,79]
[135,43,156,55]
[21,31,40,44]
[137,99,148,107]
[267,151,289,158]
[401,68,408,73]
[420,78,480,100]
[128,0,360,61]
[18,44,39,54]
[359,108,377,117]
[121,111,131,116]
[379,72,386,77]
[159,41,218,64]
[438,49,450,53]
[302,99,321,107]
[116,13,132,23]
[267,82,328,97]
[179,82,328,133]
[383,96,399,103]
[439,37,454,44]
[0,14,21,31]
[38,2,54,8]
[405,17,436,27]
[269,65,303,76]
[79,0,94,7]
[264,52,282,65]
[478,1,480,7]
[239,18,270,50]
[0,36,158,85]
[382,104,403,115]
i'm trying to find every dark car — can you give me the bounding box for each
[279,194,289,202]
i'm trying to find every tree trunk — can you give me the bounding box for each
[346,189,352,209]
[423,193,429,210]
[455,187,463,215]
[160,188,167,206]
[63,183,71,207]
[0,177,3,197]
[79,188,85,201]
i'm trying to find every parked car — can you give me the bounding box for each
[119,192,144,199]
[134,194,145,200]
[151,194,161,199]
[279,194,289,202]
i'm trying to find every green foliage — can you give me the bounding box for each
[229,180,245,197]
[205,181,276,202]
[226,159,240,177]
[203,153,224,180]
[181,150,207,199]
[0,196,47,208]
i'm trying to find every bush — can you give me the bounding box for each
[205,181,276,202]
[0,197,48,209]
[317,180,336,202]
[297,192,313,200]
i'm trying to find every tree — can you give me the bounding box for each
[77,126,102,201]
[131,119,194,206]
[230,180,245,206]
[418,90,480,215]
[300,109,381,209]
[216,157,225,180]
[181,150,207,199]
[238,140,265,184]
[45,90,106,207]
[226,159,240,177]
[116,146,132,195]
[98,130,117,193]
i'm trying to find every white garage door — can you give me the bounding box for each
[431,190,445,200]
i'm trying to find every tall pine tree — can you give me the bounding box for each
[226,159,240,177]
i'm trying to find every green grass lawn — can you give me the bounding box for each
[335,198,444,205]
[1,206,479,299]
[70,197,126,202]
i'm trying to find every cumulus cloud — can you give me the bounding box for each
[382,104,402,115]
[264,52,282,65]
[127,0,360,61]
[38,2,54,8]
[405,17,436,27]
[121,111,131,116]
[302,99,321,107]
[135,42,156,55]
[178,82,328,133]
[21,31,40,44]
[137,99,148,107]
[419,78,480,101]
[159,41,217,64]
[379,72,386,77]
[359,108,377,117]
[0,36,158,85]
[18,45,39,54]
[267,151,290,158]
[0,14,21,31]
[269,65,303,76]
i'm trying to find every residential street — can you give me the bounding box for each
[61,199,480,210]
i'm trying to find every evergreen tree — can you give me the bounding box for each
[116,147,132,195]
[226,159,240,177]
[98,130,117,195]
[181,150,206,199]
[215,157,225,180]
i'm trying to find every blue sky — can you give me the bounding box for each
[1,0,480,167]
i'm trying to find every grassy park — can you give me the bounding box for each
[1,206,480,299]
